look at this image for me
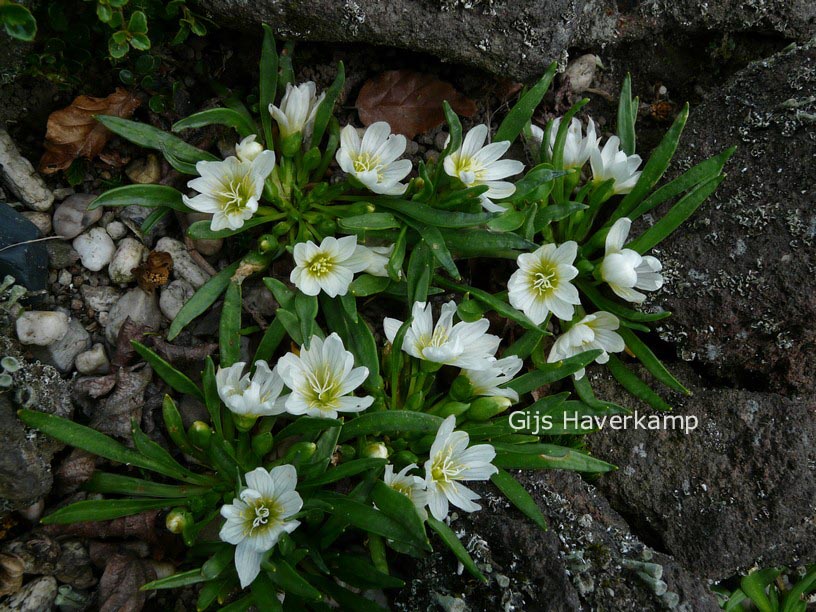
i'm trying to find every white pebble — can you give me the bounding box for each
[105,220,127,240]
[159,279,195,320]
[16,311,69,346]
[106,287,162,344]
[108,237,147,284]
[73,227,116,272]
[52,194,102,239]
[20,211,52,235]
[155,237,211,288]
[75,343,110,375]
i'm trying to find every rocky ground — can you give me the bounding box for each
[0,1,815,610]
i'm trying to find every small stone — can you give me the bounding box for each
[159,279,194,320]
[52,187,74,201]
[54,540,95,590]
[57,270,72,286]
[75,343,109,375]
[45,240,79,270]
[126,154,162,184]
[31,318,91,373]
[105,220,127,240]
[16,311,69,346]
[52,194,102,239]
[562,53,598,93]
[0,204,49,292]
[106,287,162,344]
[187,213,223,256]
[120,204,171,246]
[80,285,120,312]
[108,237,146,284]
[1,575,58,612]
[73,228,116,272]
[19,212,51,236]
[155,237,211,288]
[0,130,54,212]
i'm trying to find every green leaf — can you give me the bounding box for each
[84,472,207,498]
[94,116,218,174]
[312,61,344,146]
[140,207,170,234]
[339,212,400,231]
[490,469,547,530]
[202,357,223,436]
[625,174,725,254]
[253,318,286,365]
[89,184,188,212]
[276,417,341,440]
[131,420,204,483]
[506,350,603,394]
[782,565,816,612]
[606,355,672,411]
[371,480,430,551]
[551,99,589,172]
[617,327,689,394]
[127,10,148,34]
[435,276,540,332]
[130,33,151,51]
[407,240,433,303]
[173,108,257,139]
[320,295,382,393]
[187,216,273,240]
[440,228,536,259]
[338,411,443,443]
[577,280,671,323]
[132,341,203,399]
[1,4,37,41]
[441,101,463,157]
[349,274,390,297]
[294,292,318,347]
[259,25,278,148]
[377,199,495,229]
[427,517,487,582]
[168,262,239,340]
[740,568,783,612]
[403,221,459,280]
[321,494,428,550]
[534,202,587,231]
[327,553,404,589]
[141,569,208,591]
[219,281,242,367]
[42,498,177,525]
[507,163,569,205]
[263,559,322,602]
[162,394,205,461]
[616,73,636,155]
[493,444,615,473]
[494,63,557,144]
[301,458,387,488]
[201,546,234,580]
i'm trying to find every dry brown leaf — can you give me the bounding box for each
[97,553,156,612]
[90,364,153,439]
[356,70,477,139]
[39,88,141,174]
[55,449,97,495]
[132,250,173,294]
[45,510,161,546]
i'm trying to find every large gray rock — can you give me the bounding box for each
[585,364,816,581]
[394,470,720,611]
[198,0,816,80]
[651,42,816,394]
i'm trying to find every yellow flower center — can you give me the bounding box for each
[245,499,281,535]
[431,452,463,483]
[218,173,254,215]
[306,254,335,278]
[532,263,558,295]
[304,366,341,411]
[353,152,382,179]
[453,155,483,185]
[418,325,450,351]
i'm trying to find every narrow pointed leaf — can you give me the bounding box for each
[427,517,486,582]
[490,468,547,530]
[132,341,203,399]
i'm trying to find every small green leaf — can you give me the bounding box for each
[187,216,274,240]
[141,569,208,591]
[493,444,615,473]
[427,517,487,582]
[173,108,257,139]
[42,498,177,525]
[320,494,427,550]
[434,276,540,332]
[441,101,463,157]
[616,74,636,155]
[618,328,689,394]
[259,25,278,148]
[253,318,286,365]
[202,357,223,436]
[168,262,240,340]
[301,458,387,488]
[84,472,207,498]
[132,341,203,400]
[508,164,570,205]
[338,411,443,443]
[506,350,603,394]
[494,64,557,144]
[327,553,404,589]
[276,417,342,440]
[607,355,672,411]
[371,480,430,549]
[577,281,670,323]
[490,469,547,530]
[263,558,322,602]
[407,240,433,303]
[129,33,151,51]
[0,3,37,41]
[219,282,242,367]
[89,185,188,212]
[128,10,149,34]
[377,199,495,229]
[740,568,783,612]
[349,274,390,297]
[339,212,400,231]
[312,61,344,146]
[440,228,536,259]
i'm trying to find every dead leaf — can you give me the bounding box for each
[132,250,173,294]
[55,449,97,495]
[151,337,218,365]
[112,319,152,368]
[90,365,153,439]
[97,553,156,612]
[45,510,161,546]
[39,88,141,174]
[356,70,477,139]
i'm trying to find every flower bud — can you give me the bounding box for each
[258,234,279,254]
[235,135,264,162]
[188,421,212,449]
[430,400,470,418]
[362,442,389,459]
[251,432,274,458]
[466,396,512,421]
[232,413,258,432]
[283,441,316,463]
[348,201,376,216]
[449,375,474,402]
[165,508,193,534]
[391,450,419,470]
[338,444,356,461]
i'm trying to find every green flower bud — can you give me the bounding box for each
[251,431,274,458]
[232,413,258,432]
[466,396,512,421]
[348,201,375,216]
[315,218,337,236]
[449,375,474,402]
[188,421,212,449]
[338,445,356,461]
[283,441,316,464]
[391,450,419,469]
[362,442,389,459]
[258,233,279,254]
[281,132,303,157]
[430,400,470,418]
[165,508,193,534]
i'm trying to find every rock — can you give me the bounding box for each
[0,332,73,513]
[187,213,223,256]
[197,0,816,81]
[105,220,127,240]
[52,188,74,201]
[80,286,120,312]
[585,364,816,580]
[19,212,51,236]
[651,42,816,394]
[105,288,162,344]
[51,194,102,240]
[0,576,58,612]
[395,470,719,611]
[125,154,161,184]
[0,204,49,293]
[30,318,91,373]
[44,240,79,270]
[561,53,599,94]
[15,311,69,346]
[54,540,95,589]
[72,228,116,272]
[159,279,195,320]
[155,237,211,288]
[108,237,147,285]
[0,130,54,212]
[120,204,171,247]
[2,533,61,576]
[75,343,110,375]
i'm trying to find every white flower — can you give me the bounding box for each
[508,241,581,324]
[336,122,412,195]
[443,124,524,212]
[216,361,288,419]
[548,312,625,379]
[530,117,598,169]
[290,235,370,297]
[362,244,394,278]
[383,301,500,371]
[235,135,264,162]
[600,218,664,303]
[219,466,303,588]
[590,135,642,194]
[277,333,374,419]
[463,355,524,403]
[424,415,497,520]
[183,150,276,232]
[384,463,428,520]
[269,81,325,139]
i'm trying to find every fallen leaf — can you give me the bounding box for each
[45,510,161,546]
[112,319,152,368]
[39,88,141,174]
[132,250,173,294]
[90,365,153,439]
[356,70,477,139]
[97,553,156,612]
[151,337,218,365]
[55,449,97,495]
